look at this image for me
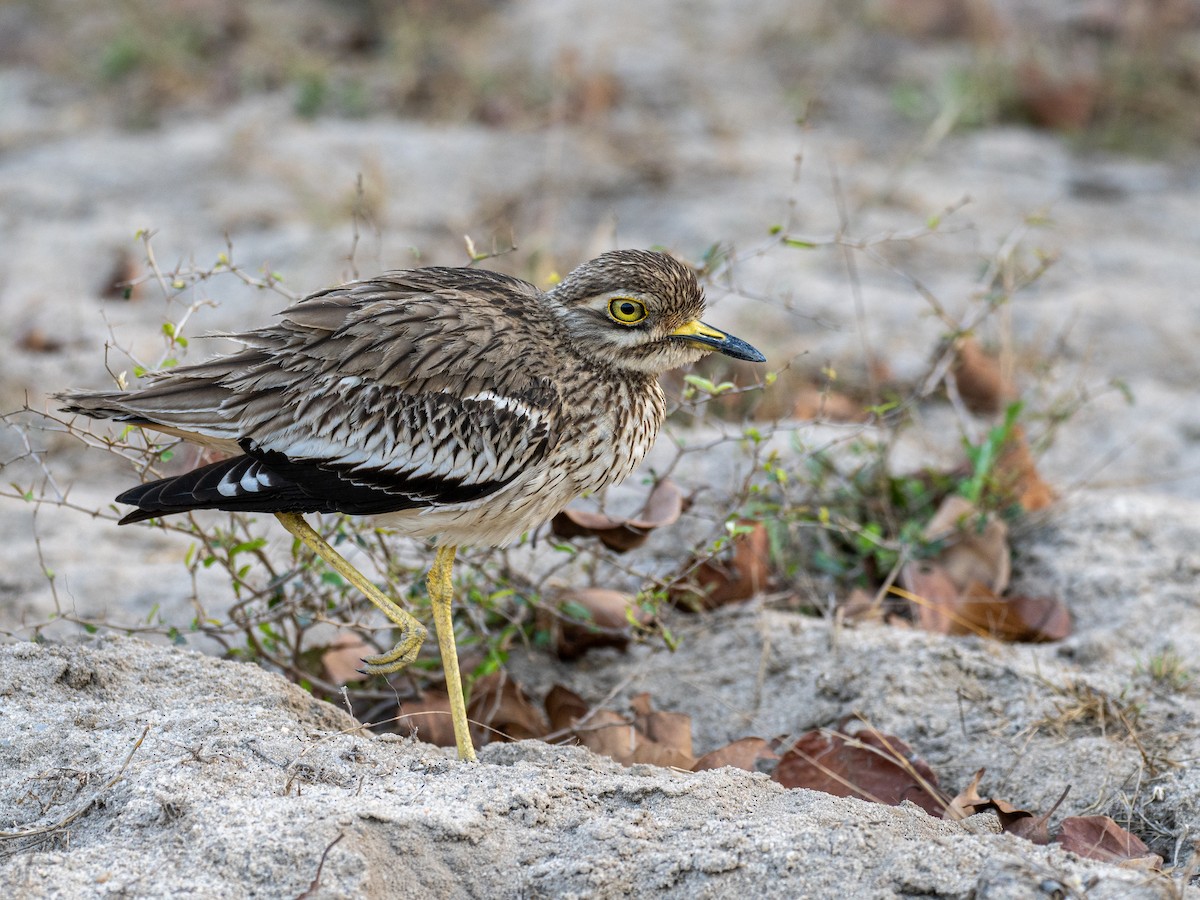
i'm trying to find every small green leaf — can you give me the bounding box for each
[661,625,679,652]
[228,538,267,556]
[560,601,593,622]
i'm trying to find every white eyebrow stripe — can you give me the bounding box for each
[462,390,541,421]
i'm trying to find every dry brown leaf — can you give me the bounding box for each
[692,737,779,774]
[100,248,140,301]
[878,0,998,39]
[902,565,1071,642]
[944,768,989,821]
[839,586,888,624]
[951,337,1016,415]
[467,672,548,746]
[944,769,1066,842]
[1056,816,1163,869]
[397,690,456,748]
[988,796,1041,838]
[772,724,946,817]
[572,708,640,762]
[18,328,65,354]
[319,633,371,685]
[922,495,1010,594]
[669,520,770,610]
[630,692,693,759]
[551,478,685,552]
[546,587,651,660]
[625,737,697,770]
[566,694,696,769]
[901,561,962,634]
[994,425,1056,512]
[1005,798,1057,845]
[544,684,590,734]
[1018,61,1100,130]
[995,591,1071,642]
[902,495,1067,642]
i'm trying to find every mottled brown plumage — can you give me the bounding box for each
[58,248,765,760]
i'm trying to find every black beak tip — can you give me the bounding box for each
[719,335,767,364]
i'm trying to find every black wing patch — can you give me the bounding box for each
[116,439,518,525]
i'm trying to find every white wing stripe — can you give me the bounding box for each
[461,390,543,424]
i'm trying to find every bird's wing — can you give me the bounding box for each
[61,271,566,513]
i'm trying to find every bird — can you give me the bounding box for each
[57,248,766,761]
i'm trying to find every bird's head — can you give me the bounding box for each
[546,249,765,375]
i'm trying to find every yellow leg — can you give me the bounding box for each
[275,512,426,673]
[428,545,476,762]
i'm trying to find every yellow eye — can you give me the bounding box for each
[608,297,648,325]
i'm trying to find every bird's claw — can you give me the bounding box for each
[359,622,427,675]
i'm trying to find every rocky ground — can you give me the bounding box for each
[2,1,1200,896]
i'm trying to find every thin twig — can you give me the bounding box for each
[0,726,150,840]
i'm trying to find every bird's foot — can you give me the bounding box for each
[358,620,428,674]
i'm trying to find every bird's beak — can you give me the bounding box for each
[670,320,766,363]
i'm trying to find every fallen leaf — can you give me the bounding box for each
[945,768,988,820]
[468,672,548,746]
[878,0,997,39]
[18,327,65,354]
[319,633,371,685]
[1005,785,1070,845]
[922,495,1010,594]
[1018,61,1099,131]
[397,690,456,748]
[944,769,1067,842]
[839,586,888,624]
[989,796,1041,838]
[551,478,685,552]
[951,337,1016,416]
[571,708,639,761]
[692,737,780,774]
[623,736,696,770]
[900,561,964,634]
[545,587,651,660]
[100,248,140,301]
[630,692,693,759]
[993,425,1056,512]
[772,722,946,817]
[544,684,590,734]
[1056,816,1163,869]
[669,520,770,610]
[901,566,1071,642]
[567,694,696,769]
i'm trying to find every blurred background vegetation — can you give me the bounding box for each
[1,0,1198,152]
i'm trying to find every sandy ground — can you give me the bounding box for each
[2,0,1200,896]
[0,637,1187,899]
